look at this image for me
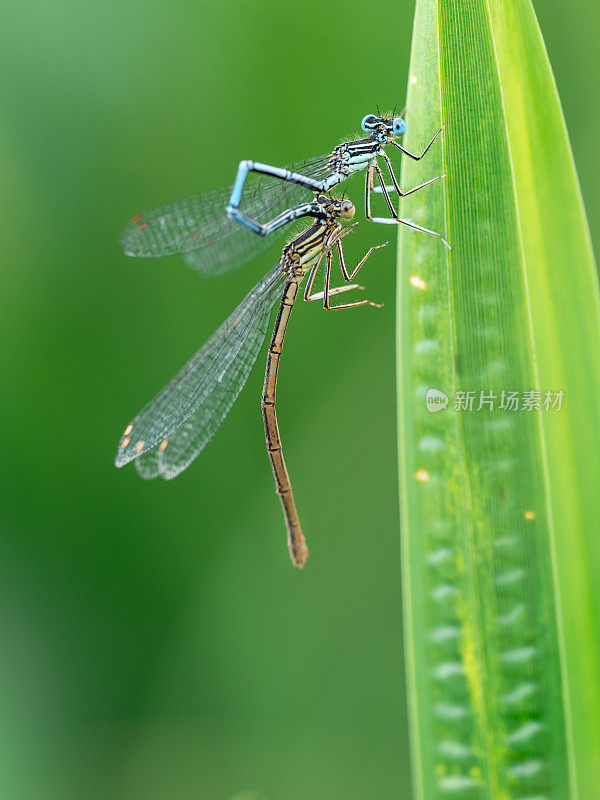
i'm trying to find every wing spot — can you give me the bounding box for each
[131,214,143,223]
[159,439,168,451]
[138,222,149,230]
[123,424,133,436]
[121,437,130,448]
[135,440,145,452]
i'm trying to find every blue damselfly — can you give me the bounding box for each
[120,111,446,279]
[228,110,448,247]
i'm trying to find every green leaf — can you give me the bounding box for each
[396,0,600,797]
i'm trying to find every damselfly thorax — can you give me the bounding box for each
[281,215,345,273]
[322,136,385,185]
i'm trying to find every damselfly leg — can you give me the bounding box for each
[366,164,451,249]
[303,226,387,310]
[390,124,444,161]
[371,152,446,198]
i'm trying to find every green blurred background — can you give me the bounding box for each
[1,1,597,798]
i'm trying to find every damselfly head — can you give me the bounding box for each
[361,113,407,139]
[333,198,355,220]
[314,195,354,221]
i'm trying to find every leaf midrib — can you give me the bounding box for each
[438,3,497,793]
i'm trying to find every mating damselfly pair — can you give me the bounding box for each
[115,111,448,567]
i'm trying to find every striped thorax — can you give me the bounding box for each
[281,195,355,278]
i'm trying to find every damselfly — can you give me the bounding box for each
[120,110,447,280]
[228,110,449,246]
[115,195,387,567]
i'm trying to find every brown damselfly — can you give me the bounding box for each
[115,195,386,566]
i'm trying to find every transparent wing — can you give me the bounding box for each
[115,264,286,480]
[120,154,331,277]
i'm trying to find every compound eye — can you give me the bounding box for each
[393,117,407,136]
[361,114,378,131]
[341,200,353,213]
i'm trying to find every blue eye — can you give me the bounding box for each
[393,117,407,136]
[361,114,377,131]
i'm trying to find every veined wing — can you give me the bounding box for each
[120,154,331,276]
[115,263,286,480]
